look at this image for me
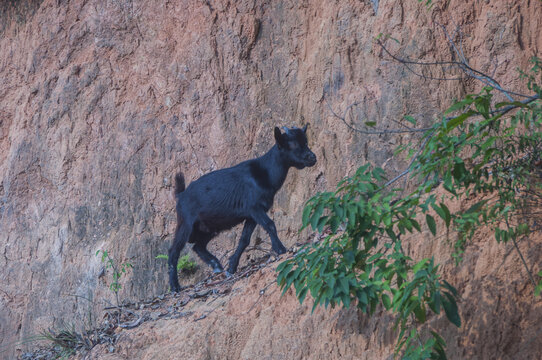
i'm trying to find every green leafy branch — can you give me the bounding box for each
[278,57,542,359]
[278,165,461,359]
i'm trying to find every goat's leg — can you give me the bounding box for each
[251,211,287,255]
[168,223,190,292]
[228,219,256,274]
[191,229,224,274]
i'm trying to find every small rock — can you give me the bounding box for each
[150,311,161,321]
[194,289,211,298]
[177,297,190,307]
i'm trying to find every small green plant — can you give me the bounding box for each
[38,322,95,359]
[156,254,198,273]
[96,250,132,307]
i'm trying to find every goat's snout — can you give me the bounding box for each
[305,151,317,166]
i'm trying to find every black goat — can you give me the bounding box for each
[168,125,317,292]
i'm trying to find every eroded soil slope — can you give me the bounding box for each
[79,219,542,360]
[1,0,541,358]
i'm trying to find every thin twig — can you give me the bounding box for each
[193,296,229,322]
[119,314,144,329]
[325,99,432,135]
[384,132,434,188]
[512,236,537,288]
[505,218,537,288]
[246,280,278,314]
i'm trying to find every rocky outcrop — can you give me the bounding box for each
[0,0,541,358]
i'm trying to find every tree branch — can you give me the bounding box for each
[376,25,533,101]
[325,99,432,135]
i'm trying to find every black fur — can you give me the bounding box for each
[174,173,185,194]
[168,125,316,292]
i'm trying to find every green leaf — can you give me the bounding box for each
[317,215,328,233]
[365,121,377,127]
[432,203,446,221]
[411,219,422,232]
[330,216,340,233]
[358,290,368,306]
[442,292,461,327]
[429,291,441,314]
[443,171,455,195]
[413,258,428,273]
[382,293,392,310]
[314,203,326,228]
[495,101,530,109]
[404,115,417,125]
[442,280,458,297]
[440,203,451,228]
[339,277,350,295]
[276,261,293,275]
[426,214,437,236]
[464,200,487,214]
[413,303,427,323]
[444,96,475,115]
[368,253,384,263]
[495,228,502,243]
[475,96,490,118]
[298,287,309,304]
[347,205,357,225]
[445,110,477,131]
[452,161,468,182]
[302,206,312,227]
[343,250,355,266]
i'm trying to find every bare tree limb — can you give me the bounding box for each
[325,99,432,135]
[376,29,532,100]
[435,22,518,101]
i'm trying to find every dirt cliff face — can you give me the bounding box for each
[76,223,542,360]
[1,0,541,358]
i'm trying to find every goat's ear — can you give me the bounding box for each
[274,127,286,148]
[302,124,308,133]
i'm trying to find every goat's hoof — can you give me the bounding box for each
[273,246,287,256]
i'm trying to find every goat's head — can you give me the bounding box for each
[274,124,317,169]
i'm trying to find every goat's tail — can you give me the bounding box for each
[174,172,186,195]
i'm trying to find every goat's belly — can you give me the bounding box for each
[198,215,245,233]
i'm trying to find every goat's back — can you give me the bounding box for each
[178,161,269,217]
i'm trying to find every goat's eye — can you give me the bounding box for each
[289,141,299,150]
